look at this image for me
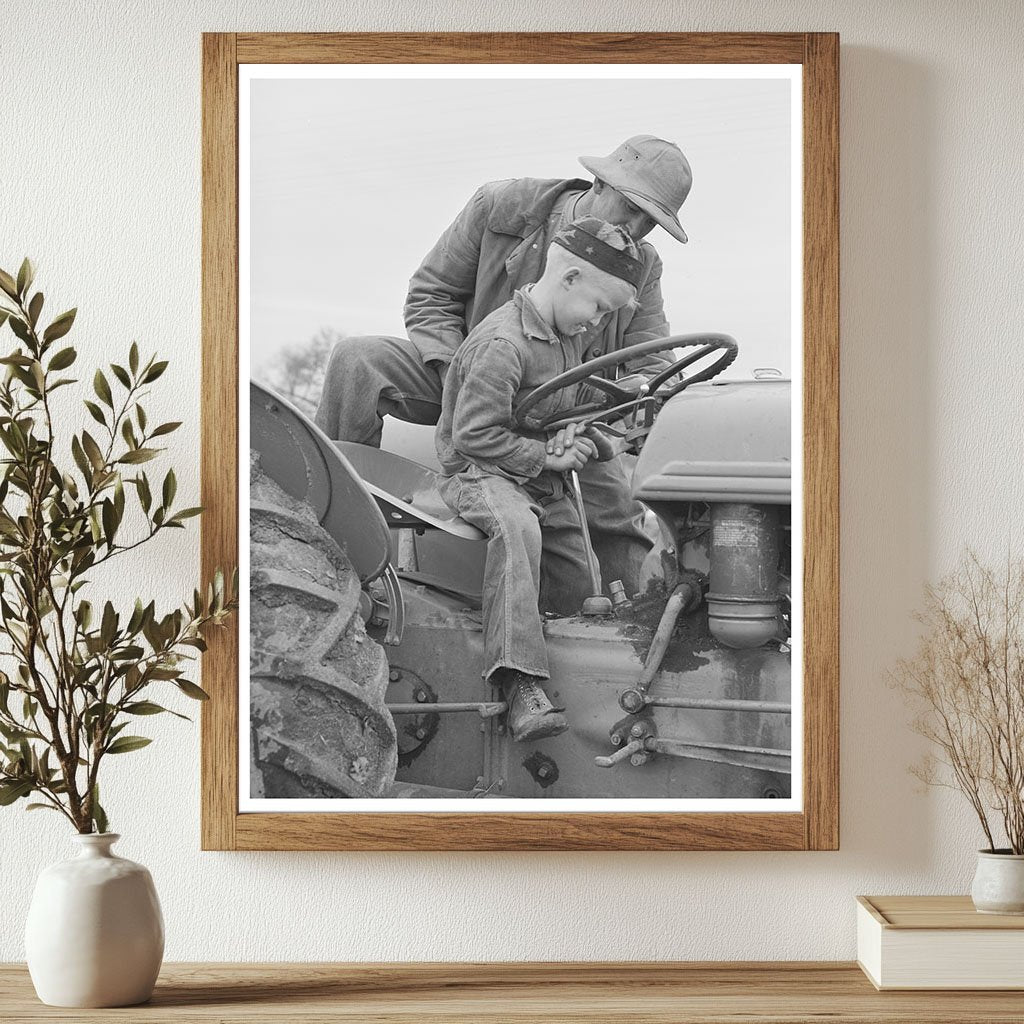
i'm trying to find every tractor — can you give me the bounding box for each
[248,334,792,801]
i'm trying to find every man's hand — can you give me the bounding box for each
[578,423,619,461]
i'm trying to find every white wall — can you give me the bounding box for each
[2,0,1022,962]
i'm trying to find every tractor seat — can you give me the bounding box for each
[335,442,485,541]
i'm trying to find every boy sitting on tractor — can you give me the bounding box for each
[435,217,642,742]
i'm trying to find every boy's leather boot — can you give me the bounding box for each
[498,670,568,742]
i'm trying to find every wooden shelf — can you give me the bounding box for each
[3,962,1024,1022]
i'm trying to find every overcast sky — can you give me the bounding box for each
[247,70,795,379]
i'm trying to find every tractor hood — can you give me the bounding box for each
[632,378,792,505]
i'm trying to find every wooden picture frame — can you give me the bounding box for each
[201,32,838,851]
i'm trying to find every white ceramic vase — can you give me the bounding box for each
[25,833,164,1007]
[971,849,1024,915]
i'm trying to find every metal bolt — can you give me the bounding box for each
[389,669,402,682]
[415,727,427,740]
[630,753,648,767]
[537,765,550,779]
[610,733,623,747]
[496,724,506,735]
[414,689,427,702]
[630,722,646,738]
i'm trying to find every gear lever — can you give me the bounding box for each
[569,469,614,616]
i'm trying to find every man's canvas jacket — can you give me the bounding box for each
[403,177,672,375]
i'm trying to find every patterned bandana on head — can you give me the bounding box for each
[551,218,644,289]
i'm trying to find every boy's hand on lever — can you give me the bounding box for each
[543,441,594,473]
[545,421,597,472]
[546,421,618,468]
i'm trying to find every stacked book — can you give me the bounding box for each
[857,895,1024,990]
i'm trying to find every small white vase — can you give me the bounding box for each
[25,833,164,1007]
[971,849,1024,915]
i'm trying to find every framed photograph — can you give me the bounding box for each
[201,32,838,850]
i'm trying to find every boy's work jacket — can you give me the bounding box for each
[403,177,673,376]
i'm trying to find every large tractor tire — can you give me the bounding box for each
[249,452,398,799]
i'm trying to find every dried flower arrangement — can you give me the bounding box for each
[895,552,1024,854]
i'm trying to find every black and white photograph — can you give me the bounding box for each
[242,64,802,811]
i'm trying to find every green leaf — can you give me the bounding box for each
[136,473,152,513]
[0,352,33,366]
[121,418,137,449]
[0,779,33,805]
[150,421,182,438]
[129,342,139,375]
[136,404,147,432]
[48,346,77,371]
[123,665,143,693]
[162,468,176,508]
[168,507,203,524]
[93,369,113,408]
[110,644,143,661]
[110,363,131,388]
[124,700,181,717]
[142,360,168,383]
[42,308,76,344]
[100,601,117,647]
[118,448,157,465]
[176,679,210,701]
[81,431,105,472]
[0,269,18,300]
[101,498,116,547]
[91,785,108,834]
[0,722,28,742]
[26,802,61,813]
[83,400,106,427]
[71,435,92,482]
[126,598,145,635]
[16,258,34,298]
[105,735,152,755]
[8,317,32,345]
[75,599,92,631]
[27,292,43,328]
[124,701,165,715]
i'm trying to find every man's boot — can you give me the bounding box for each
[497,670,568,743]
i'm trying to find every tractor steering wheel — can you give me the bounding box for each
[514,333,739,434]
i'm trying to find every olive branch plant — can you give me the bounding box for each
[894,551,1024,854]
[0,259,236,834]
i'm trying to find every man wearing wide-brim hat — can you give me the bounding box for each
[315,134,692,595]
